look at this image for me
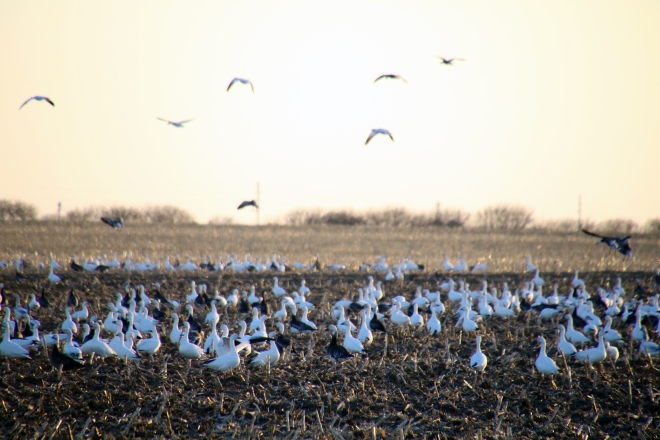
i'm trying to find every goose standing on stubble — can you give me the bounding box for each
[470,335,487,371]
[535,336,559,374]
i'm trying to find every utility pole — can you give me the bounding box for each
[578,194,582,232]
[256,182,260,226]
[57,202,62,220]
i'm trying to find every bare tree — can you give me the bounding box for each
[0,200,38,221]
[476,204,534,230]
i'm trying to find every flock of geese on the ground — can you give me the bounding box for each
[1,254,659,380]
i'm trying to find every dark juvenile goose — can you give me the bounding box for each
[325,325,353,362]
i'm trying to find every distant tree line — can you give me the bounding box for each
[62,205,196,224]
[285,207,471,228]
[0,200,38,221]
[2,199,658,232]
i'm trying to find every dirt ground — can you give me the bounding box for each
[1,268,659,439]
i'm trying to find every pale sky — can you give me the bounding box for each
[1,1,659,225]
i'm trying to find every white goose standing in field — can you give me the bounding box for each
[470,336,487,371]
[427,308,442,335]
[249,332,281,367]
[526,256,536,272]
[342,325,364,354]
[136,329,161,356]
[573,333,607,364]
[272,277,286,297]
[179,323,205,361]
[557,324,577,356]
[535,336,559,375]
[564,314,589,344]
[357,309,373,345]
[81,323,117,359]
[204,334,242,372]
[61,308,78,334]
[0,322,31,359]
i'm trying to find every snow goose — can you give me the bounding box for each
[564,314,589,344]
[179,257,198,271]
[81,323,116,358]
[71,301,90,322]
[109,331,139,361]
[19,95,54,109]
[470,336,487,371]
[453,258,467,272]
[48,336,84,371]
[442,255,453,272]
[532,269,545,287]
[389,302,410,327]
[357,310,373,345]
[204,322,222,356]
[136,329,161,356]
[273,299,288,321]
[556,324,577,356]
[204,334,242,372]
[605,342,619,363]
[601,316,622,342]
[205,300,220,326]
[28,293,40,311]
[227,77,254,93]
[374,74,408,84]
[300,306,317,330]
[63,329,83,361]
[272,277,286,297]
[427,308,441,334]
[170,313,182,345]
[47,265,61,284]
[571,271,585,288]
[572,333,607,364]
[342,325,364,354]
[365,128,394,145]
[61,307,78,334]
[178,322,205,360]
[632,308,645,341]
[249,332,281,367]
[409,304,425,327]
[526,256,536,272]
[639,328,660,356]
[157,117,194,127]
[535,336,559,374]
[369,308,387,334]
[325,325,353,362]
[0,322,31,359]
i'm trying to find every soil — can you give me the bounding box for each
[0,269,659,439]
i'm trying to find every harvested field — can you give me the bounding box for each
[0,224,659,438]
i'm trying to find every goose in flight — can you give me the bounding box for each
[227,78,254,93]
[237,200,259,210]
[374,74,408,84]
[365,128,394,146]
[19,96,55,110]
[581,229,632,259]
[157,118,194,128]
[437,57,465,65]
[100,217,123,229]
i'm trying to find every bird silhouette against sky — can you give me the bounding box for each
[374,74,408,84]
[227,78,254,93]
[365,128,394,146]
[157,117,194,127]
[237,200,259,210]
[19,96,55,110]
[437,57,466,65]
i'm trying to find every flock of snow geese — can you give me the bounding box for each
[18,55,464,146]
[1,251,659,382]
